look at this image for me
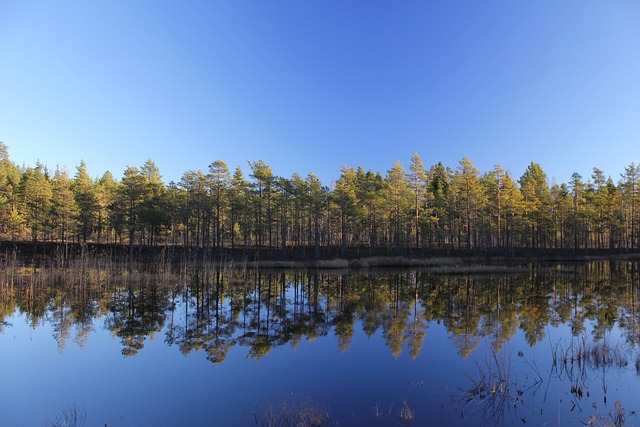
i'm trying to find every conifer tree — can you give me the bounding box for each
[96,171,117,244]
[51,167,78,245]
[21,164,52,242]
[0,143,23,239]
[408,153,428,250]
[249,160,274,249]
[306,172,327,256]
[140,159,167,245]
[452,157,481,249]
[385,160,411,250]
[73,161,98,243]
[229,166,250,252]
[550,183,571,249]
[569,172,586,249]
[621,163,639,249]
[428,162,450,248]
[208,160,231,251]
[119,166,149,252]
[179,170,209,249]
[332,166,359,252]
[519,162,552,249]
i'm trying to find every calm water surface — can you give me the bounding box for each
[1,262,640,426]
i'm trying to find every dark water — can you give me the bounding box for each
[1,262,640,426]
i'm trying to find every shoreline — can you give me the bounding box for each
[2,240,640,269]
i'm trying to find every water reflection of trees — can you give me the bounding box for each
[1,261,640,362]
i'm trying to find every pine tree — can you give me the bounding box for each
[208,160,231,252]
[620,163,639,249]
[500,170,523,251]
[73,161,98,243]
[249,160,275,249]
[96,171,117,244]
[21,165,52,242]
[179,170,209,249]
[140,159,168,245]
[306,172,327,257]
[483,165,513,249]
[428,162,450,248]
[332,166,359,252]
[408,153,428,250]
[0,143,23,239]
[51,167,78,247]
[550,183,571,249]
[569,172,586,249]
[229,166,250,252]
[451,157,481,250]
[119,166,149,252]
[519,162,552,249]
[385,160,411,251]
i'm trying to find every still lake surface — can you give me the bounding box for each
[1,261,640,426]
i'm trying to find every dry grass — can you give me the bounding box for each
[256,399,333,427]
[429,264,527,275]
[247,256,526,274]
[1,249,530,275]
[459,351,516,423]
[44,401,87,427]
[316,259,350,269]
[612,400,625,426]
[254,398,424,426]
[551,336,634,426]
[0,252,181,292]
[233,256,463,270]
[457,349,543,425]
[551,336,629,374]
[584,400,629,427]
[398,401,414,424]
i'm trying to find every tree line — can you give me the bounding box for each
[1,141,639,256]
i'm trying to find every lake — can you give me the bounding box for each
[1,261,639,426]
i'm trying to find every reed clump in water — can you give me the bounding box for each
[459,350,516,422]
[0,250,181,290]
[256,399,333,427]
[551,336,629,373]
[398,401,415,424]
[43,400,87,427]
[586,400,629,427]
[458,349,543,425]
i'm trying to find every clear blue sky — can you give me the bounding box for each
[1,1,639,186]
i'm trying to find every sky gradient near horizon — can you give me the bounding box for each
[1,1,639,186]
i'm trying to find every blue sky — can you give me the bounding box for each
[1,1,639,186]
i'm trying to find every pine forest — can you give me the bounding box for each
[2,142,639,258]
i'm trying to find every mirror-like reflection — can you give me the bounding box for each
[1,260,639,426]
[3,261,639,361]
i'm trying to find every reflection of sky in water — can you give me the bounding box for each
[1,310,467,426]
[1,270,640,426]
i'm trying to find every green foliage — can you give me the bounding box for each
[519,162,552,248]
[408,152,428,249]
[73,160,98,242]
[0,146,23,238]
[51,167,78,242]
[20,165,52,241]
[385,160,412,249]
[0,142,638,253]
